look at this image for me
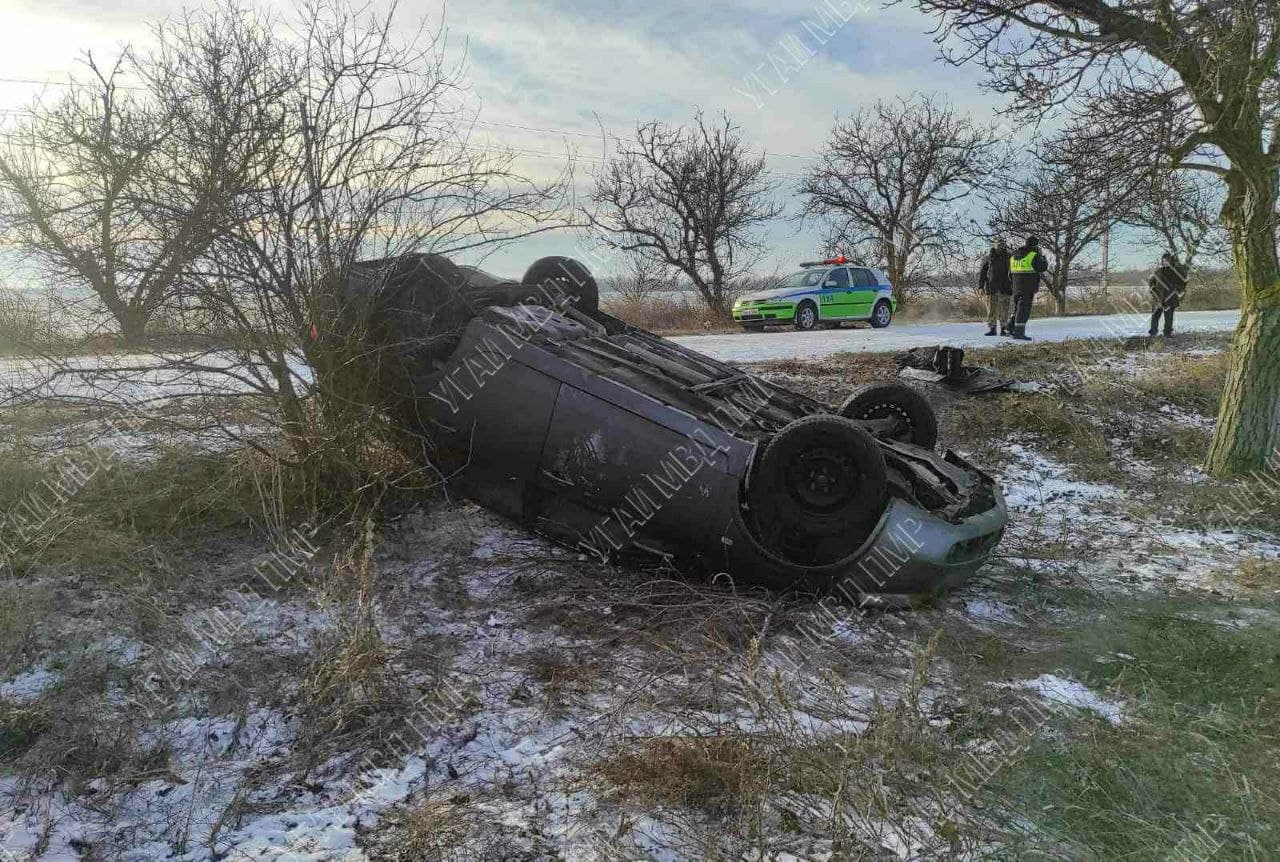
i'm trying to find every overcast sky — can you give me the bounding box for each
[0,0,1162,283]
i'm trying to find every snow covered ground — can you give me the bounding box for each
[670,309,1241,362]
[1,321,1273,860]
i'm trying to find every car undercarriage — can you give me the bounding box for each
[347,253,1008,601]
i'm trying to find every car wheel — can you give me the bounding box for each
[870,300,893,328]
[794,301,819,331]
[750,414,888,539]
[521,256,599,314]
[839,383,938,450]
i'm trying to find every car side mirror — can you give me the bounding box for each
[824,280,837,288]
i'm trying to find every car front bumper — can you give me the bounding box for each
[716,490,1008,600]
[733,302,796,323]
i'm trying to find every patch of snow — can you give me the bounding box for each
[964,599,1019,625]
[1000,443,1118,511]
[1010,673,1126,725]
[995,442,1280,594]
[0,668,58,702]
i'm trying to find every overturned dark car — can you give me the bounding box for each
[345,254,1007,602]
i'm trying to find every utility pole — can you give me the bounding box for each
[1100,228,1110,290]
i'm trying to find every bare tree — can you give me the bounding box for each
[990,127,1140,315]
[128,0,571,506]
[799,94,1009,308]
[1133,170,1227,269]
[585,112,782,317]
[0,53,228,345]
[900,0,1280,475]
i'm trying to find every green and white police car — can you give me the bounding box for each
[732,256,896,332]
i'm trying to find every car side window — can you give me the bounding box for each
[824,267,850,288]
[851,268,877,287]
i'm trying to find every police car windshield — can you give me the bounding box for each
[772,269,828,290]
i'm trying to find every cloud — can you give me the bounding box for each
[4,0,1143,281]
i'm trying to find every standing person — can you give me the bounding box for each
[1006,235,1049,340]
[978,238,1013,336]
[1148,252,1188,337]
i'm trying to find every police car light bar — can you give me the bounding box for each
[799,255,849,267]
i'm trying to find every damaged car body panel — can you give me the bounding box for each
[399,262,1009,600]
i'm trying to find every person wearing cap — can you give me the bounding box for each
[978,238,1013,336]
[1148,252,1188,337]
[1006,235,1049,340]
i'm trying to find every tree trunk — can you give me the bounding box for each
[1206,172,1280,477]
[117,306,149,346]
[888,262,909,308]
[1049,267,1068,316]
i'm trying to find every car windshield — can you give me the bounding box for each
[770,269,828,291]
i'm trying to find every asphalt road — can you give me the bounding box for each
[669,309,1242,363]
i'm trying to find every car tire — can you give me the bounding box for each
[521,256,599,314]
[794,301,819,332]
[750,414,888,540]
[839,383,938,450]
[870,299,893,328]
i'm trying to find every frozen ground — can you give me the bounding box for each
[1,326,1274,860]
[670,309,1241,362]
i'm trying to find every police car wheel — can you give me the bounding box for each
[870,300,893,329]
[839,383,938,450]
[795,301,819,331]
[751,414,888,539]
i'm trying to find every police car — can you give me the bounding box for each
[732,256,896,332]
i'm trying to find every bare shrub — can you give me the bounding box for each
[0,288,59,353]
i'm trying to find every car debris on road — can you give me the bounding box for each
[345,254,1008,604]
[895,345,1016,394]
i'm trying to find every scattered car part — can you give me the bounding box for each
[896,345,1015,394]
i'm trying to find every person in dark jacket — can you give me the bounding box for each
[1148,252,1188,337]
[1006,235,1049,340]
[978,238,1013,336]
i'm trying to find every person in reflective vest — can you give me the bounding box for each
[1148,252,1188,337]
[1006,236,1049,340]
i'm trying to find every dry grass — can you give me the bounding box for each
[1,654,174,795]
[1232,558,1280,593]
[379,801,471,860]
[599,735,771,813]
[590,633,991,856]
[0,581,53,677]
[297,518,408,762]
[602,295,736,334]
[1134,351,1229,415]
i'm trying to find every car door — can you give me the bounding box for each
[818,266,852,319]
[848,267,879,318]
